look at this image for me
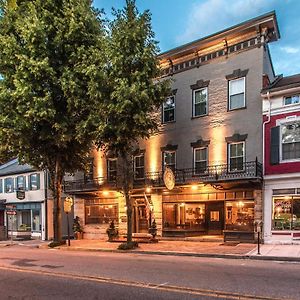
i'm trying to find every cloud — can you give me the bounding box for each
[176,0,277,44]
[280,46,299,54]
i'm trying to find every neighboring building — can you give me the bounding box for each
[262,74,300,244]
[64,12,280,242]
[0,159,53,240]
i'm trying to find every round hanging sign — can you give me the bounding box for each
[163,167,175,190]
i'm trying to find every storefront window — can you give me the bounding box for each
[225,201,254,231]
[85,204,118,224]
[163,203,205,231]
[273,197,300,230]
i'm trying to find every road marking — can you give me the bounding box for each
[0,265,293,300]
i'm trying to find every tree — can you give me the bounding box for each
[0,0,106,242]
[91,0,170,247]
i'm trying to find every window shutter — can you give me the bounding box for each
[36,174,40,190]
[270,126,280,165]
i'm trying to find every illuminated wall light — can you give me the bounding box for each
[211,126,226,165]
[191,185,198,191]
[146,187,152,193]
[103,190,109,196]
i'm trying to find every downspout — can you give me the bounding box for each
[44,170,48,240]
[262,91,271,176]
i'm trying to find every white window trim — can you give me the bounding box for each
[279,119,300,163]
[228,77,246,111]
[193,147,208,174]
[134,154,145,180]
[163,151,176,170]
[283,94,300,107]
[228,141,245,172]
[193,87,208,117]
[162,95,176,123]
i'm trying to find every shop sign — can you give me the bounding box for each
[16,190,25,200]
[163,167,175,190]
[6,204,16,210]
[6,210,17,215]
[64,196,73,213]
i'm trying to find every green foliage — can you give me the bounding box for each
[118,241,138,250]
[91,0,170,154]
[0,0,106,173]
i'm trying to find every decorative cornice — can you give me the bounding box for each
[190,80,210,90]
[225,133,248,143]
[161,144,178,151]
[226,69,249,80]
[190,138,210,148]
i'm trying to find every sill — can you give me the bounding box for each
[191,114,208,119]
[280,159,300,164]
[227,106,247,112]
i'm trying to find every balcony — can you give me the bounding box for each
[63,160,262,193]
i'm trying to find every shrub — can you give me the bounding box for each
[118,241,138,250]
[48,241,66,248]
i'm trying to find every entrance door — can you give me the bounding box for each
[133,198,150,233]
[206,202,224,235]
[0,211,4,226]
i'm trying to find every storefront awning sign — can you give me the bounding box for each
[64,196,73,213]
[163,167,175,191]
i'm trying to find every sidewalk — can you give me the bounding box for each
[56,239,300,261]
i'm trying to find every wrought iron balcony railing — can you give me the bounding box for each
[63,160,262,193]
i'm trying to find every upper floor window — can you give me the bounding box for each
[284,95,300,106]
[29,173,40,190]
[228,142,245,171]
[193,88,208,117]
[281,121,300,161]
[84,158,94,182]
[162,96,175,123]
[107,158,117,182]
[229,77,245,110]
[194,147,208,174]
[4,177,14,193]
[163,151,176,172]
[17,175,25,190]
[134,154,145,180]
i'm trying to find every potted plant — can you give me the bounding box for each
[149,219,157,238]
[73,216,83,239]
[106,220,118,241]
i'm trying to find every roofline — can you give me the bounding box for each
[158,10,280,59]
[0,158,18,170]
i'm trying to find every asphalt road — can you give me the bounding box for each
[0,244,299,299]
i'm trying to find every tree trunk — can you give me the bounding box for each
[120,151,132,244]
[53,158,63,242]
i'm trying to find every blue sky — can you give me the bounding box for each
[94,0,300,77]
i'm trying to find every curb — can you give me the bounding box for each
[51,246,300,263]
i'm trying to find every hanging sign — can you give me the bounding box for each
[16,190,25,200]
[163,167,175,190]
[64,196,73,213]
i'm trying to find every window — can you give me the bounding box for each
[272,197,300,230]
[84,159,94,181]
[16,176,25,190]
[225,201,254,231]
[163,151,176,172]
[194,147,208,174]
[29,173,40,190]
[4,177,14,193]
[134,154,145,180]
[284,95,299,106]
[193,88,208,117]
[162,96,175,123]
[228,142,245,171]
[85,203,118,224]
[281,121,300,161]
[107,159,117,182]
[229,77,245,110]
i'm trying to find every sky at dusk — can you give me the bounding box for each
[93,0,300,77]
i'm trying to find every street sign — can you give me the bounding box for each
[16,190,25,200]
[64,196,73,213]
[6,210,17,215]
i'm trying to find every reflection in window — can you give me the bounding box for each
[272,197,300,230]
[163,203,205,231]
[163,96,175,123]
[194,147,208,174]
[225,201,254,231]
[4,177,14,193]
[284,95,299,106]
[85,204,118,224]
[193,88,208,117]
[17,176,25,190]
[107,159,117,182]
[134,154,145,180]
[228,142,244,171]
[163,151,176,172]
[229,77,245,110]
[281,122,300,160]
